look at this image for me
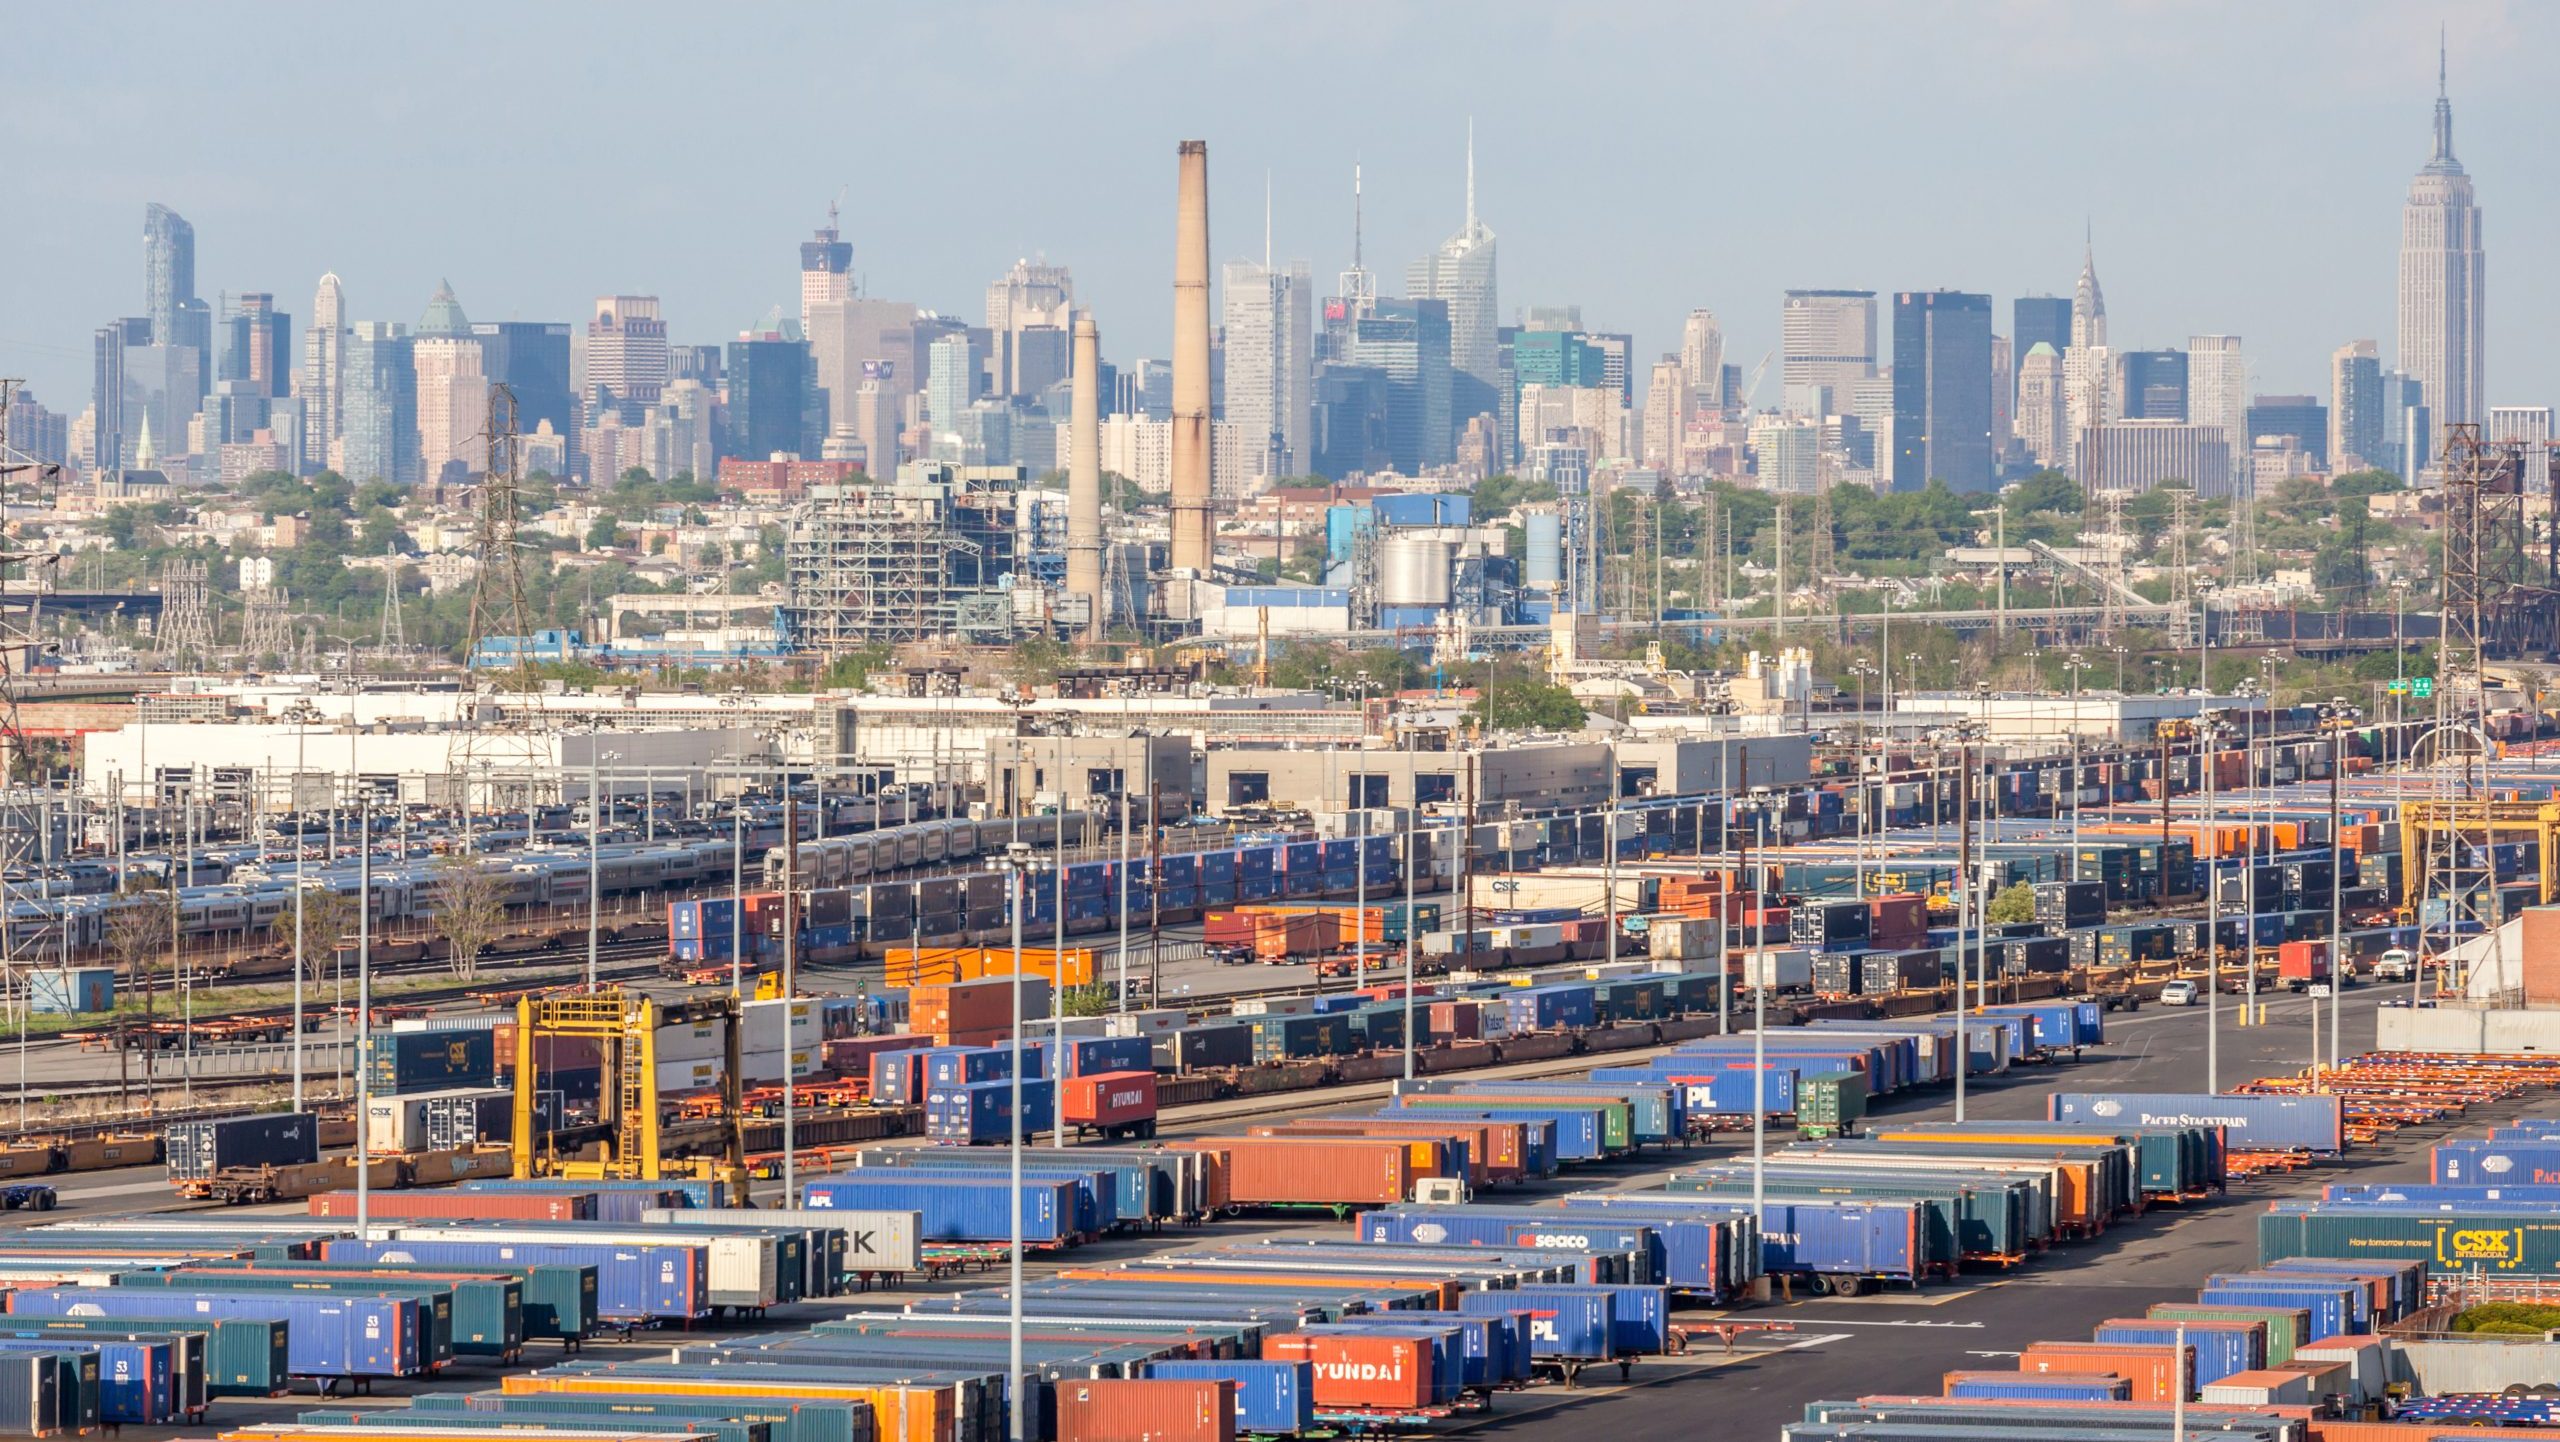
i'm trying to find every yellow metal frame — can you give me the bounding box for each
[2396,798,2560,913]
[511,989,748,1198]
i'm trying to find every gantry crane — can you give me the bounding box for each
[509,989,749,1200]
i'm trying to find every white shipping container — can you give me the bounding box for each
[1105,1009,1190,1037]
[1231,996,1315,1017]
[1742,949,1813,990]
[364,1095,434,1153]
[645,1205,922,1276]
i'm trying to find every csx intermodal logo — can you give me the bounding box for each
[2439,1225,2524,1268]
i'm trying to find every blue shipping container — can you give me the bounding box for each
[1457,1288,1613,1359]
[1143,1359,1312,1433]
[9,1287,423,1379]
[324,1238,704,1325]
[802,1174,1073,1245]
[2047,1092,2345,1153]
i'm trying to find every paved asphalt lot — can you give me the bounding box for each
[107,985,2485,1442]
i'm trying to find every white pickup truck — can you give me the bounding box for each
[2373,948,2415,982]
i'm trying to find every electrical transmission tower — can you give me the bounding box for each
[379,541,407,655]
[450,383,552,817]
[2165,484,2196,644]
[0,376,63,775]
[155,558,215,671]
[239,584,294,665]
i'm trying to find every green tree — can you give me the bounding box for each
[1984,881,2037,925]
[586,515,624,549]
[1061,983,1113,1018]
[819,645,893,691]
[1473,673,1584,731]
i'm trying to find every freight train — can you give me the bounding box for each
[695,832,1410,967]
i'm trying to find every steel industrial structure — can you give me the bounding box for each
[779,466,1026,652]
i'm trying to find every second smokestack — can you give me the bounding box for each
[1066,315,1104,642]
[1169,139,1212,576]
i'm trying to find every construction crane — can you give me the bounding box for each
[509,989,750,1200]
[1739,348,1777,411]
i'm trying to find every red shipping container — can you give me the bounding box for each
[310,1191,591,1221]
[1064,1070,1158,1129]
[2277,941,2331,984]
[1171,1136,1417,1206]
[1203,911,1258,946]
[1427,1001,1482,1041]
[1056,1378,1235,1442]
[826,1034,932,1074]
[1867,894,1927,947]
[2020,1341,2192,1403]
[1265,1330,1433,1412]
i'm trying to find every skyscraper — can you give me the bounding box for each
[1347,298,1452,475]
[340,321,417,486]
[2016,342,2067,471]
[1642,359,1685,473]
[2118,350,2188,421]
[725,323,820,461]
[2187,335,2249,494]
[2330,340,2383,473]
[142,203,197,350]
[2379,370,2431,482]
[2244,395,2329,468]
[413,282,487,483]
[1679,309,1724,415]
[1889,290,1993,492]
[1406,128,1498,452]
[985,258,1075,399]
[2489,406,2552,496]
[2013,296,2072,372]
[302,274,346,471]
[926,333,974,433]
[800,203,853,336]
[1780,290,1877,417]
[2062,239,2111,445]
[223,293,293,398]
[90,318,149,470]
[470,320,577,474]
[1221,257,1314,479]
[2397,40,2486,429]
[586,296,670,414]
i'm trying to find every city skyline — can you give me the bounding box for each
[3,3,2549,431]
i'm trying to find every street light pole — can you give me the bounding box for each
[2202,712,2224,1093]
[1000,841,1032,1442]
[355,792,373,1234]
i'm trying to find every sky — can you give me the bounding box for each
[3,1,2550,423]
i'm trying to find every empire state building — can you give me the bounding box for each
[2396,41,2485,431]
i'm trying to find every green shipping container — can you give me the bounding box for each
[1397,1092,1633,1153]
[298,1410,768,1442]
[2260,1206,2560,1279]
[2146,1302,2308,1365]
[423,1391,868,1442]
[1800,1069,1868,1132]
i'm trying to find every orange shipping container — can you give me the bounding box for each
[1253,914,1332,960]
[1255,1118,1498,1186]
[502,1374,955,1442]
[1056,1378,1236,1442]
[1171,1136,1420,1206]
[2020,1342,2191,1403]
[1265,1330,1434,1412]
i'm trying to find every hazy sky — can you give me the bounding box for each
[5,1,2549,422]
